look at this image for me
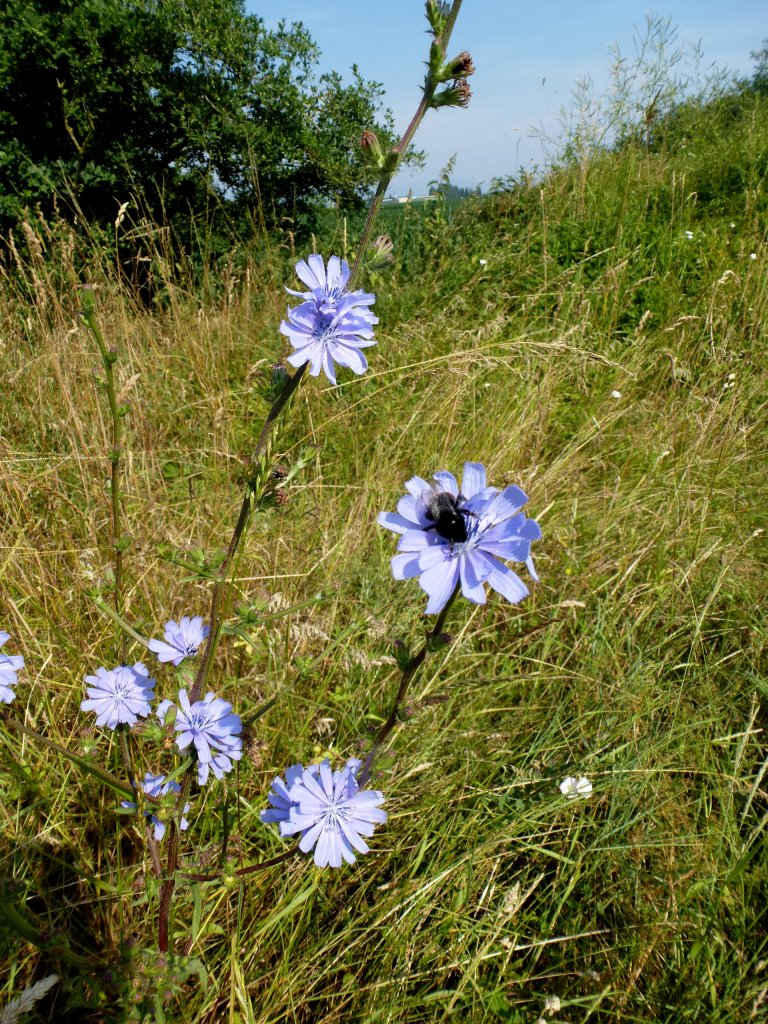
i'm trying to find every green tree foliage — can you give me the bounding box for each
[0,0,394,247]
[750,39,768,95]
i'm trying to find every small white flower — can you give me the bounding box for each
[544,994,561,1014]
[611,389,622,399]
[729,222,736,228]
[478,258,488,266]
[749,252,757,260]
[684,230,694,240]
[559,775,592,799]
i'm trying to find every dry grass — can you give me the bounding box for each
[1,131,767,1022]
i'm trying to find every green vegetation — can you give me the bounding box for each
[0,0,398,260]
[1,37,767,1024]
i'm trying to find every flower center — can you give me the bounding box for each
[188,707,213,732]
[311,311,336,343]
[323,797,350,831]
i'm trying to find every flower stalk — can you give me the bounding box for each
[157,771,193,954]
[358,582,460,787]
[81,285,129,664]
[349,0,466,287]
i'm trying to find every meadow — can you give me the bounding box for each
[1,65,767,1024]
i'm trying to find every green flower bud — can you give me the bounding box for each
[428,39,446,79]
[426,631,452,652]
[80,284,96,315]
[360,129,384,165]
[430,80,472,110]
[393,639,411,671]
[446,51,474,80]
[425,0,450,37]
[368,235,394,269]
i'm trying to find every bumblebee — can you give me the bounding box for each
[423,486,475,544]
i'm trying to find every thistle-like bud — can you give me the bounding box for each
[360,129,384,164]
[430,80,472,110]
[368,234,394,269]
[455,81,472,107]
[429,44,475,87]
[446,51,474,80]
[360,131,399,177]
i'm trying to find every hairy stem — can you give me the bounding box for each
[81,286,128,664]
[157,771,193,954]
[188,361,307,706]
[358,583,461,787]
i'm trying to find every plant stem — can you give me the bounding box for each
[182,848,298,882]
[188,363,308,706]
[358,583,461,787]
[117,725,138,793]
[90,594,150,650]
[81,286,127,664]
[349,0,464,287]
[157,771,193,954]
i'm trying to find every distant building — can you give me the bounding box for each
[381,194,439,208]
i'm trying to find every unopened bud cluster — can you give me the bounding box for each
[425,17,474,109]
[359,130,399,177]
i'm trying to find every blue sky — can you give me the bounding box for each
[245,1,765,195]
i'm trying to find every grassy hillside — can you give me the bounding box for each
[0,88,767,1023]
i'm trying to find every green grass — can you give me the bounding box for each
[1,92,767,1023]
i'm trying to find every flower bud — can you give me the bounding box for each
[382,146,400,175]
[80,284,96,316]
[430,80,472,109]
[397,703,416,722]
[360,129,383,162]
[456,81,472,107]
[426,631,452,652]
[360,131,399,177]
[393,639,411,671]
[446,51,474,79]
[368,235,394,269]
[425,0,450,37]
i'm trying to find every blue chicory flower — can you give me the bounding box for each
[0,632,24,704]
[274,759,386,868]
[260,757,362,826]
[280,254,377,385]
[260,763,306,825]
[378,461,541,614]
[80,663,156,729]
[121,772,191,841]
[148,615,209,667]
[173,689,243,786]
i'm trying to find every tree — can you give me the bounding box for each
[0,0,395,248]
[751,39,768,95]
